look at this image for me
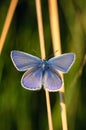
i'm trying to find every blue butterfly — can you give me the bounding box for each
[11,50,75,92]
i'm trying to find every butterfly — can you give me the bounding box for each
[11,50,75,92]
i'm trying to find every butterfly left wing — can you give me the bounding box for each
[43,68,62,92]
[21,67,43,90]
[11,50,42,71]
[48,53,75,73]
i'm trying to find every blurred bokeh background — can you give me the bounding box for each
[0,0,86,130]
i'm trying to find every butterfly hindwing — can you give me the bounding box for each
[21,67,43,90]
[48,53,75,73]
[43,68,62,92]
[11,50,42,71]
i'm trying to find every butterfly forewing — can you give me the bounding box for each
[48,53,75,73]
[11,51,42,71]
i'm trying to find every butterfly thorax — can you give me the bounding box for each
[41,60,49,71]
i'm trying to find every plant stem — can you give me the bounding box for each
[35,0,53,130]
[48,0,68,130]
[0,0,18,54]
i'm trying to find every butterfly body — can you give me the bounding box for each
[41,60,49,72]
[11,50,75,92]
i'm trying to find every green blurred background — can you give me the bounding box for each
[0,0,86,130]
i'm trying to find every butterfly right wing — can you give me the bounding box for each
[43,68,62,92]
[11,50,42,71]
[48,53,75,73]
[21,67,43,90]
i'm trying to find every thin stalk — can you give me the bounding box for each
[0,0,18,54]
[48,0,68,130]
[35,0,53,130]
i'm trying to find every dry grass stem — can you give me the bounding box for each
[35,0,53,130]
[48,0,68,130]
[0,0,18,54]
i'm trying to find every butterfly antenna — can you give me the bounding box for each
[32,49,41,58]
[46,50,58,60]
